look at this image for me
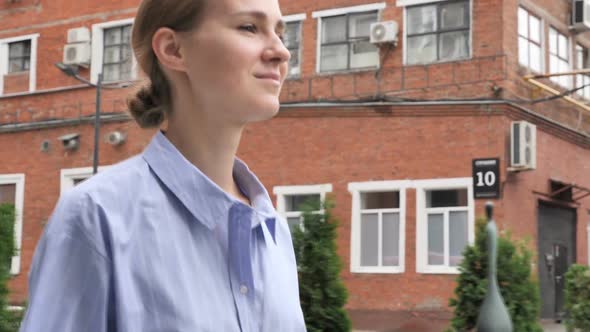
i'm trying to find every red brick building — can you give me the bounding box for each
[1,0,590,324]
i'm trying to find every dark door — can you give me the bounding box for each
[537,202,576,320]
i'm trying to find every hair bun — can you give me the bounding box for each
[127,84,166,128]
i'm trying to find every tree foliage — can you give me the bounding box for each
[0,204,22,332]
[564,264,590,332]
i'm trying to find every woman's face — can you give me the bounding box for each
[179,0,290,126]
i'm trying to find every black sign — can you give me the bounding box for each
[472,158,500,199]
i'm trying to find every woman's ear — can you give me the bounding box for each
[152,27,187,73]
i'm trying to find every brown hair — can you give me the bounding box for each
[127,0,206,128]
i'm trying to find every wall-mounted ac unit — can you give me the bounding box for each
[63,43,90,66]
[510,121,537,170]
[572,0,590,31]
[67,27,90,44]
[370,21,398,45]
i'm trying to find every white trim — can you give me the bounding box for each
[91,18,136,84]
[0,174,25,275]
[273,184,332,215]
[348,180,410,274]
[414,177,474,274]
[0,34,40,95]
[60,166,108,194]
[397,0,447,7]
[283,13,307,22]
[312,3,386,18]
[403,0,473,66]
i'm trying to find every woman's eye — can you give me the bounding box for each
[239,24,257,33]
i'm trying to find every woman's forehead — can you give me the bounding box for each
[207,0,283,20]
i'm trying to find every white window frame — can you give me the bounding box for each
[348,180,410,274]
[548,26,573,89]
[60,166,108,195]
[415,177,474,274]
[0,174,25,275]
[0,34,39,96]
[273,184,332,229]
[91,18,137,85]
[283,13,306,78]
[518,7,544,73]
[401,0,472,65]
[312,2,386,73]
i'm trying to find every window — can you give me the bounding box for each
[405,0,470,65]
[91,18,136,84]
[313,3,385,72]
[576,44,590,99]
[283,14,306,77]
[518,7,542,72]
[0,34,39,95]
[8,40,31,73]
[549,27,572,88]
[273,184,332,232]
[349,180,409,273]
[0,174,25,275]
[415,178,474,274]
[60,167,108,195]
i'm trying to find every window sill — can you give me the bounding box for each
[316,66,379,76]
[351,266,404,274]
[4,71,29,77]
[417,266,460,274]
[404,56,472,67]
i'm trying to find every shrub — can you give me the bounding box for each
[448,217,542,332]
[0,204,23,332]
[564,264,590,332]
[292,198,351,332]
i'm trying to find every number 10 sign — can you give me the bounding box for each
[472,158,500,199]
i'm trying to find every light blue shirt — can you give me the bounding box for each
[20,131,306,332]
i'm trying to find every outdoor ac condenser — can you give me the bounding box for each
[572,0,590,31]
[510,121,537,170]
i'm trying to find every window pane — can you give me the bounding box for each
[24,59,30,71]
[361,191,399,209]
[9,42,24,57]
[103,64,120,81]
[284,22,300,48]
[440,1,468,30]
[320,44,348,71]
[104,46,121,64]
[288,50,300,76]
[360,213,379,267]
[382,212,399,266]
[449,211,468,266]
[428,213,444,265]
[350,40,379,68]
[120,62,133,80]
[349,12,377,38]
[529,15,541,43]
[426,189,468,207]
[530,44,541,72]
[439,30,469,61]
[518,37,529,67]
[287,217,302,233]
[0,184,16,205]
[73,178,87,186]
[407,35,436,64]
[105,28,122,45]
[122,25,132,43]
[322,15,347,43]
[122,45,133,64]
[517,8,528,36]
[407,5,436,35]
[8,59,22,73]
[286,194,320,212]
[558,33,568,59]
[549,28,557,54]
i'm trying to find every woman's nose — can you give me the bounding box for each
[262,34,291,64]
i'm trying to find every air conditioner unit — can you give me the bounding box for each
[572,0,590,31]
[370,21,398,45]
[510,121,537,170]
[63,43,90,65]
[67,27,90,43]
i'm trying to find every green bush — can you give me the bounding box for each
[564,264,590,332]
[447,217,542,332]
[0,204,23,332]
[292,198,351,332]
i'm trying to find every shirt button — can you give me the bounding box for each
[240,285,248,295]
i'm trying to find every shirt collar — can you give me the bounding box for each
[142,131,277,240]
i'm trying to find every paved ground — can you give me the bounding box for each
[350,310,569,332]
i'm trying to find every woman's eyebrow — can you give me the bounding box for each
[231,10,286,32]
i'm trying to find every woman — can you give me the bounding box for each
[20,0,305,331]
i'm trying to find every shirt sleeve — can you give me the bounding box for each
[19,191,116,332]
